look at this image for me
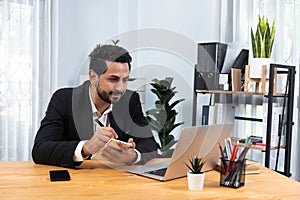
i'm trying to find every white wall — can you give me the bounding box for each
[52,0,223,134]
[53,0,120,87]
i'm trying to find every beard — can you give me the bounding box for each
[96,87,124,104]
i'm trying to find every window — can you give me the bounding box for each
[0,0,35,161]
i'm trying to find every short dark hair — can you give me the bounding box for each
[88,44,132,75]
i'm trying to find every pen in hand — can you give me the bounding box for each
[94,118,118,140]
[87,118,117,157]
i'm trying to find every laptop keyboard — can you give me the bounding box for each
[145,168,167,177]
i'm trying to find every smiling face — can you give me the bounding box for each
[90,61,130,104]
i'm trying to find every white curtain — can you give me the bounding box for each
[34,0,54,132]
[229,0,300,181]
[0,0,52,161]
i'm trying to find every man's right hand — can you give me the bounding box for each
[81,127,118,157]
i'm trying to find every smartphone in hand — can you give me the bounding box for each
[105,138,133,150]
[91,138,133,160]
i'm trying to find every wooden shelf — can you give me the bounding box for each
[231,137,285,151]
[238,143,285,151]
[195,89,286,96]
[196,89,264,95]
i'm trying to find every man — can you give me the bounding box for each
[32,44,158,168]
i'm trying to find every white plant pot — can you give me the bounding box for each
[249,58,272,78]
[187,171,205,190]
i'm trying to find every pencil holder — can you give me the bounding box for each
[220,158,245,188]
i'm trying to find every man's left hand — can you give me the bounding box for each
[100,138,137,165]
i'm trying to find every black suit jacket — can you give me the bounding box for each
[32,81,158,168]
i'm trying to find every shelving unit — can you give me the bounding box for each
[265,64,295,177]
[192,64,296,177]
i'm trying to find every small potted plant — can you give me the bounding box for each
[249,15,276,78]
[186,156,206,190]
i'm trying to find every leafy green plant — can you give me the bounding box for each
[251,15,276,58]
[186,156,206,174]
[145,77,185,157]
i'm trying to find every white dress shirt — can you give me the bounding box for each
[73,87,141,163]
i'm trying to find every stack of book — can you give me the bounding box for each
[202,103,235,125]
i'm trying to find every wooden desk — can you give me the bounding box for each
[0,161,300,199]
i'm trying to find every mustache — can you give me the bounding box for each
[109,90,123,96]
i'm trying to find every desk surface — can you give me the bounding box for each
[0,160,300,200]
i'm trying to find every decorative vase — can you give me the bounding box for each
[248,58,272,78]
[187,171,205,190]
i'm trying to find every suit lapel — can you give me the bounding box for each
[72,81,94,140]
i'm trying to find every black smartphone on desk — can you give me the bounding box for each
[49,170,71,181]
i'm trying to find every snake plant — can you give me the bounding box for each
[251,15,276,58]
[145,77,185,157]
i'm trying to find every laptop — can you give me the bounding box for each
[121,123,233,181]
